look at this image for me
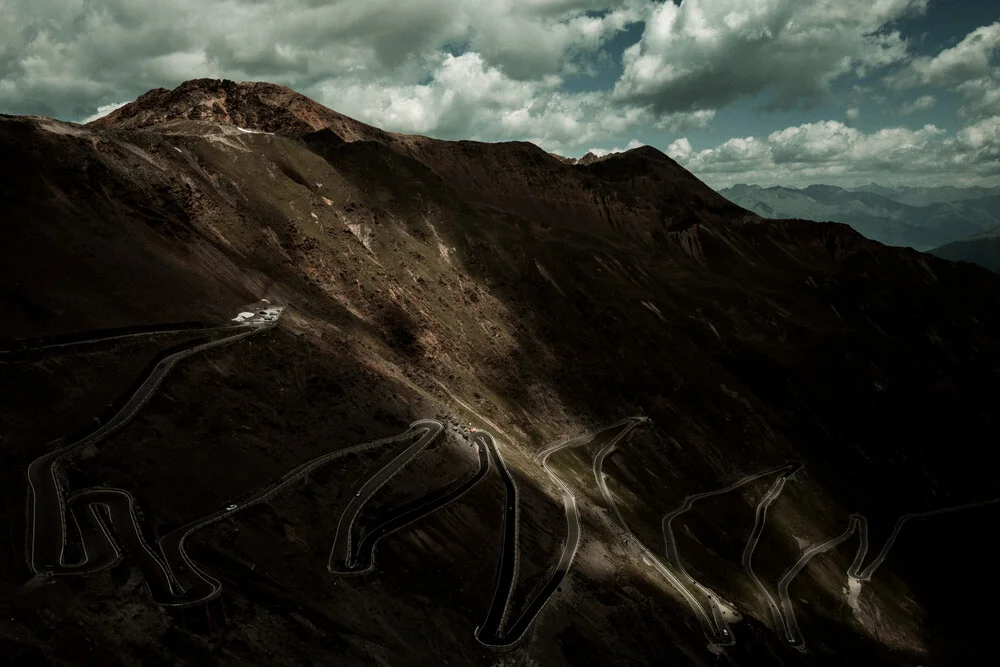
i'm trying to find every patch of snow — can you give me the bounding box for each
[232,312,255,322]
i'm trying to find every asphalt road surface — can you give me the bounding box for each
[658,461,801,642]
[31,331,989,655]
[329,420,444,569]
[589,418,739,649]
[157,420,439,606]
[777,497,1000,649]
[740,463,803,633]
[27,320,272,575]
[335,432,492,574]
[474,430,522,647]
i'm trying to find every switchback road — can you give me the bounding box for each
[29,335,989,656]
[777,498,1000,649]
[653,457,998,651]
[476,417,652,648]
[330,421,445,570]
[590,419,738,649]
[27,319,273,576]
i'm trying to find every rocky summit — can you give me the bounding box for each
[2,78,999,666]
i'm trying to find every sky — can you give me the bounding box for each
[1,0,998,188]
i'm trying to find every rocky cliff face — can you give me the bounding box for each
[3,79,999,666]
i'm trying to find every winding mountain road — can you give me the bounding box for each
[329,420,445,570]
[590,419,737,649]
[777,498,1000,649]
[476,417,655,648]
[24,326,996,655]
[28,318,274,576]
[658,461,801,641]
[1,323,244,361]
[333,432,492,574]
[653,457,999,651]
[740,463,802,632]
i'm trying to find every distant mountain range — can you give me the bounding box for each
[719,183,1000,251]
[930,223,1000,273]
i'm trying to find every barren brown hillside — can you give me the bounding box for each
[2,79,999,666]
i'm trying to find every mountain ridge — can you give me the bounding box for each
[90,78,752,242]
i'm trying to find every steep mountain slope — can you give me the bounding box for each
[3,79,1000,666]
[721,183,1000,250]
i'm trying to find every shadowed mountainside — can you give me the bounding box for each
[2,78,1000,666]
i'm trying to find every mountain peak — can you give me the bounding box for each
[87,78,385,141]
[622,144,668,160]
[78,78,750,238]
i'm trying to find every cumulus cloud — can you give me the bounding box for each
[458,0,645,80]
[891,21,1000,88]
[955,115,1000,162]
[586,138,645,156]
[1,0,997,185]
[318,52,665,153]
[80,101,129,124]
[956,72,1000,118]
[671,117,1000,187]
[309,48,716,155]
[0,0,641,120]
[0,0,661,155]
[613,0,926,112]
[667,137,693,160]
[887,21,1000,121]
[898,94,936,116]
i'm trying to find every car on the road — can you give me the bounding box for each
[226,503,238,511]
